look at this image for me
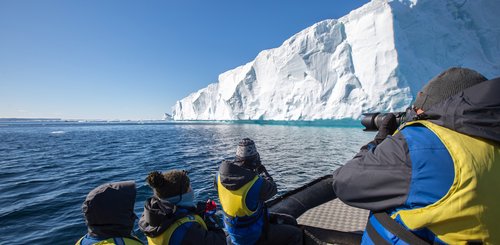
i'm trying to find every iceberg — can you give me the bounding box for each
[162,113,173,121]
[172,0,500,120]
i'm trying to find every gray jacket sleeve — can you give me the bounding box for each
[260,175,278,201]
[332,132,411,211]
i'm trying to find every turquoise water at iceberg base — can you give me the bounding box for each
[0,121,374,244]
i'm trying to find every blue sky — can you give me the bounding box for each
[0,0,369,120]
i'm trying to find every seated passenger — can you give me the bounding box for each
[215,138,303,245]
[139,170,226,245]
[76,181,143,245]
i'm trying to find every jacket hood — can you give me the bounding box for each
[421,77,500,143]
[82,181,137,238]
[138,197,177,237]
[218,160,257,191]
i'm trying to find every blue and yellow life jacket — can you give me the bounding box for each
[217,174,266,245]
[76,235,143,245]
[146,212,207,245]
[363,121,500,244]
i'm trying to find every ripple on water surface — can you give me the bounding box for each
[0,122,374,244]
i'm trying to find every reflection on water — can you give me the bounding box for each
[0,122,374,244]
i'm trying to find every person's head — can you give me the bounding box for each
[413,67,487,114]
[82,181,137,238]
[235,138,261,169]
[146,170,190,199]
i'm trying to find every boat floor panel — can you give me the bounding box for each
[297,199,369,233]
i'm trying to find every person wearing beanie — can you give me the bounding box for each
[139,170,226,245]
[215,138,303,245]
[331,67,500,244]
[76,181,144,245]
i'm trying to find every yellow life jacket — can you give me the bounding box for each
[146,214,207,245]
[217,175,259,218]
[76,236,143,245]
[393,120,500,244]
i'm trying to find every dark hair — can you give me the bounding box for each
[146,170,190,198]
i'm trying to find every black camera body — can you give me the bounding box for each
[361,112,406,131]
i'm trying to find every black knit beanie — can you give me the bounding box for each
[414,67,487,111]
[235,138,260,167]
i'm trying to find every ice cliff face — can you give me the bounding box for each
[173,0,500,120]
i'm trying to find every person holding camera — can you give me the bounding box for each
[139,170,226,245]
[332,67,500,244]
[215,138,303,245]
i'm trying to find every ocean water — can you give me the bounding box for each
[0,122,374,244]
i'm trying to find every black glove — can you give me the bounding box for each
[256,164,266,174]
[373,113,398,145]
[256,164,273,180]
[361,113,398,151]
[195,201,206,216]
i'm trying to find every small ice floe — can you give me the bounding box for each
[50,131,65,134]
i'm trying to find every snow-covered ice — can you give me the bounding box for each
[172,0,500,121]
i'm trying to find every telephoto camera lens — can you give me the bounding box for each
[361,112,406,131]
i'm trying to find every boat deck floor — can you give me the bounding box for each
[297,199,369,233]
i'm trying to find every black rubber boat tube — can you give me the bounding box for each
[267,174,336,218]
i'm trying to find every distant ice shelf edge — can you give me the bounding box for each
[165,119,364,128]
[171,0,500,121]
